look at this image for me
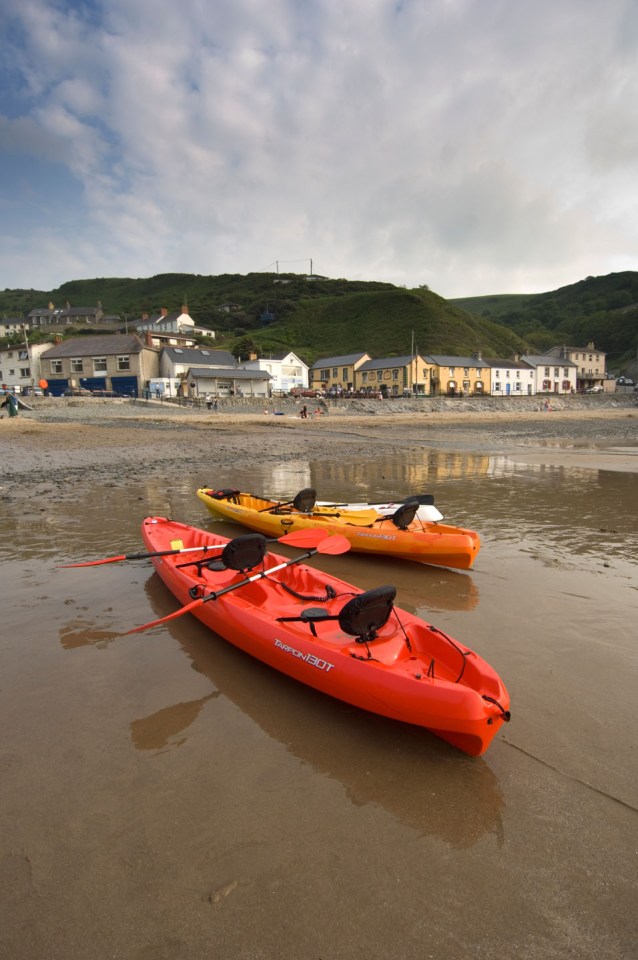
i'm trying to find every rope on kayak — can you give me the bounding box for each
[482,696,511,723]
[276,581,339,603]
[430,625,471,683]
[389,607,412,653]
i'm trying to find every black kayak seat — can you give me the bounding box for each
[389,501,419,530]
[292,488,317,513]
[276,586,396,643]
[338,585,397,643]
[219,533,268,572]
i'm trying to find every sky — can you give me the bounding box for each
[1,0,637,299]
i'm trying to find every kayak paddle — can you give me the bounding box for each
[59,527,329,568]
[123,534,351,635]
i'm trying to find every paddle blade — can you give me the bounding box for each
[58,555,126,568]
[122,596,205,635]
[316,535,351,555]
[278,528,329,548]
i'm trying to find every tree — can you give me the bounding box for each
[232,335,259,361]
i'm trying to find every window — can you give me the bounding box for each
[554,368,560,377]
[464,368,469,376]
[117,355,131,371]
[495,370,500,378]
[51,360,62,374]
[94,357,107,372]
[321,370,329,381]
[332,367,338,378]
[20,367,30,377]
[448,367,455,376]
[71,358,83,372]
[19,350,28,360]
[544,367,550,376]
[392,369,399,380]
[342,368,348,379]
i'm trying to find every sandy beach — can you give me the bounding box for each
[1,395,637,960]
[3,395,637,489]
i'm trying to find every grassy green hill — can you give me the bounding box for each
[0,273,526,363]
[3,270,636,369]
[451,272,638,371]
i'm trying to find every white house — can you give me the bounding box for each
[242,351,309,394]
[185,365,272,399]
[160,346,272,398]
[136,306,215,347]
[0,339,57,393]
[520,354,578,395]
[0,318,27,338]
[160,346,237,380]
[485,358,537,396]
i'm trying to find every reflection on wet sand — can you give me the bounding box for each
[131,573,505,849]
[196,517,481,612]
[130,692,219,751]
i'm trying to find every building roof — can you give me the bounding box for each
[521,354,578,368]
[41,334,151,358]
[425,354,490,368]
[187,367,271,381]
[483,358,533,369]
[359,355,423,371]
[311,352,370,369]
[162,346,236,366]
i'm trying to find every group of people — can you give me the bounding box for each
[205,394,218,412]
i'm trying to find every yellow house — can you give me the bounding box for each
[426,355,490,396]
[355,355,436,396]
[310,352,371,394]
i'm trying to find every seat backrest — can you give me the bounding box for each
[390,501,419,530]
[338,585,397,643]
[220,534,268,572]
[292,487,317,513]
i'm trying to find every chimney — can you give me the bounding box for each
[145,331,153,347]
[161,307,168,317]
[181,305,188,314]
[142,312,149,321]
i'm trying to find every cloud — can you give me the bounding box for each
[0,0,636,295]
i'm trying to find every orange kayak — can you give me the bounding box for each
[141,517,509,756]
[197,487,481,570]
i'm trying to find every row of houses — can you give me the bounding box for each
[1,325,609,399]
[309,343,608,397]
[0,335,308,398]
[0,303,217,345]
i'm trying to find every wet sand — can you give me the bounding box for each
[1,400,637,959]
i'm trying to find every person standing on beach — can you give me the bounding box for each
[1,390,19,417]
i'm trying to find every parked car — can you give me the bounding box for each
[585,385,604,393]
[63,387,93,396]
[91,389,121,397]
[616,377,635,386]
[289,387,323,398]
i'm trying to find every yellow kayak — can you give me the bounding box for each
[197,487,481,570]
